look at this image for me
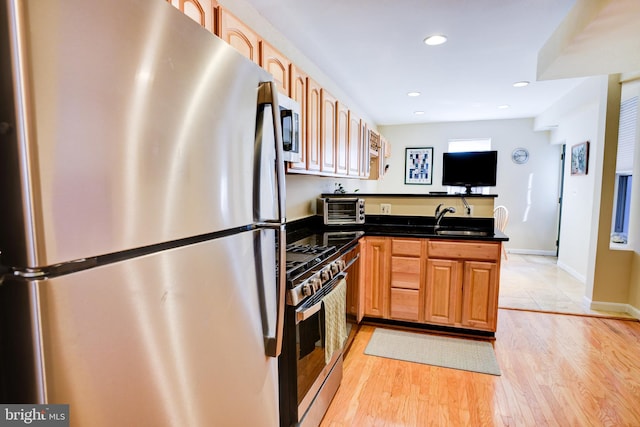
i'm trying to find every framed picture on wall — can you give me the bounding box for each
[404,147,434,184]
[570,141,589,175]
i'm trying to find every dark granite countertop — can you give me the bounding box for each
[321,193,498,198]
[286,215,509,244]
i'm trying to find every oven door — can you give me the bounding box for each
[294,273,347,425]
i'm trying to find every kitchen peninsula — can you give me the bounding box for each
[288,192,508,339]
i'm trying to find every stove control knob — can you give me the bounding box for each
[331,261,341,275]
[302,282,313,296]
[321,268,332,282]
[312,278,322,292]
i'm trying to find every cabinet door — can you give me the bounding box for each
[461,261,498,331]
[361,123,371,178]
[345,243,361,323]
[306,78,322,172]
[219,8,260,64]
[363,237,390,318]
[348,110,362,176]
[336,102,349,175]
[320,89,337,175]
[260,41,290,96]
[287,65,308,172]
[168,0,217,34]
[425,259,462,325]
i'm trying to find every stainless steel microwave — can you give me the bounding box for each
[278,94,301,163]
[318,197,366,225]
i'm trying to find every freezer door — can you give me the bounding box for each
[0,0,279,269]
[0,230,280,426]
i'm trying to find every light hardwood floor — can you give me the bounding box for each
[321,311,640,426]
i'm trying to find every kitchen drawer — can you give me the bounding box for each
[390,288,419,321]
[391,238,422,257]
[427,240,500,261]
[391,256,421,289]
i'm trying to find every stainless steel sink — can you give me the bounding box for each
[436,229,490,237]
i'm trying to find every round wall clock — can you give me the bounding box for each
[512,148,529,164]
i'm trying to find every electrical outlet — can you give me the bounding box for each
[381,203,391,214]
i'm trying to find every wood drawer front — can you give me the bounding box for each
[390,288,419,321]
[391,238,422,257]
[428,240,500,261]
[391,256,421,290]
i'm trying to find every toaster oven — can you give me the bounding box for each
[317,197,365,225]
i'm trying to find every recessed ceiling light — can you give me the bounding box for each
[414,111,425,115]
[498,104,510,109]
[513,81,530,88]
[423,35,447,46]
[407,91,421,97]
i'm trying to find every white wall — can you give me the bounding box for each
[285,174,377,221]
[540,77,606,284]
[552,104,600,282]
[377,119,560,254]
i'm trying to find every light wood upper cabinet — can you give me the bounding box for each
[287,65,308,172]
[260,41,290,96]
[168,0,217,34]
[368,129,387,180]
[214,7,379,180]
[348,110,362,177]
[219,9,260,64]
[336,102,349,176]
[320,89,337,175]
[361,123,371,178]
[306,78,322,172]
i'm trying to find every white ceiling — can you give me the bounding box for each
[240,0,640,126]
[240,0,581,125]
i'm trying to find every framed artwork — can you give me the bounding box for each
[405,147,434,184]
[570,141,589,175]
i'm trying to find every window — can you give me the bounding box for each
[447,138,492,194]
[611,95,638,245]
[448,138,491,153]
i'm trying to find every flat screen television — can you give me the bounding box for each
[442,151,498,194]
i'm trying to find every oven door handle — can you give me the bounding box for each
[296,272,347,323]
[342,253,359,271]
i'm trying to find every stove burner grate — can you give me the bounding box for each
[285,242,337,283]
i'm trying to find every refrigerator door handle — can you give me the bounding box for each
[257,81,286,224]
[263,225,286,357]
[257,81,286,358]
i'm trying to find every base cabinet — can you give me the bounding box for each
[361,237,502,333]
[362,237,390,318]
[425,259,461,325]
[461,261,498,330]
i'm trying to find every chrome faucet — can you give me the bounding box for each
[435,204,456,226]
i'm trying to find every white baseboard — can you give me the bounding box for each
[556,260,587,283]
[507,248,557,256]
[590,300,640,319]
[627,304,640,319]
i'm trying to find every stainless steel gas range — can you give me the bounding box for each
[279,230,362,427]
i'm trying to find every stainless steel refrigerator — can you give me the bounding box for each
[0,0,286,426]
